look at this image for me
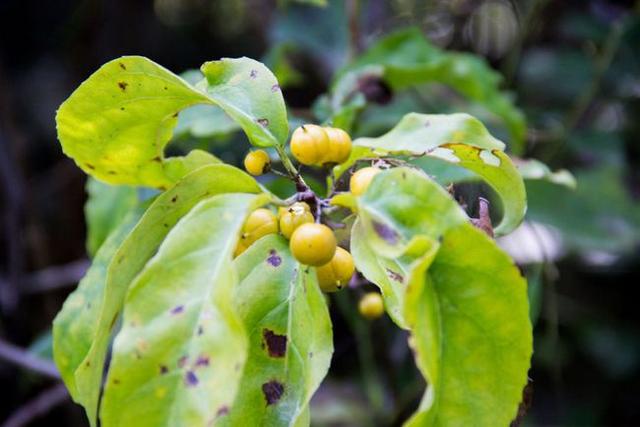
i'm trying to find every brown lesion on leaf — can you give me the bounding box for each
[152,156,162,163]
[184,370,198,387]
[108,170,117,175]
[470,197,494,238]
[262,329,287,358]
[172,112,179,118]
[249,69,258,78]
[197,325,204,335]
[386,268,404,283]
[271,84,280,92]
[171,195,178,203]
[195,355,210,367]
[170,305,184,315]
[113,378,121,385]
[159,365,169,375]
[262,380,284,405]
[118,81,129,91]
[266,249,282,267]
[85,163,95,170]
[216,406,229,417]
[257,118,269,127]
[372,220,400,245]
[177,355,188,368]
[119,62,127,70]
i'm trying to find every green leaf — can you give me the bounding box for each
[336,28,526,152]
[201,57,289,148]
[342,113,526,235]
[57,56,287,188]
[222,235,332,426]
[100,193,264,426]
[85,178,138,257]
[515,158,576,189]
[404,223,532,427]
[56,56,213,188]
[53,209,143,413]
[350,219,410,328]
[162,149,222,183]
[355,167,468,257]
[352,168,466,327]
[53,164,261,425]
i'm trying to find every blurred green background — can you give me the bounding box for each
[1,0,639,425]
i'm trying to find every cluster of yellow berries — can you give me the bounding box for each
[234,202,355,293]
[290,124,352,166]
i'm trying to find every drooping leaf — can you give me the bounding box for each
[404,223,532,427]
[332,28,526,152]
[56,56,287,188]
[351,168,467,327]
[222,235,333,426]
[201,57,289,148]
[53,164,261,425]
[100,193,264,426]
[53,209,142,404]
[339,113,526,235]
[84,178,138,257]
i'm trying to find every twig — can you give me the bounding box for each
[0,338,60,380]
[1,383,69,427]
[346,0,363,59]
[19,259,89,294]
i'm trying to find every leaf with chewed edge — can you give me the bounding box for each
[100,192,266,426]
[339,114,526,235]
[221,235,332,426]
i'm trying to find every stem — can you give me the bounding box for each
[334,292,386,422]
[275,145,308,192]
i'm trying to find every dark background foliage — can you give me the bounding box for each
[1,0,639,426]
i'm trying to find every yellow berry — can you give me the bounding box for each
[350,167,381,197]
[290,124,330,166]
[358,292,384,319]
[279,202,314,239]
[289,223,337,266]
[324,127,352,164]
[316,247,355,292]
[243,150,270,176]
[243,208,279,245]
[234,238,249,258]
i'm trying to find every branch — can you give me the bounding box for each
[20,259,89,294]
[0,338,60,380]
[1,384,69,427]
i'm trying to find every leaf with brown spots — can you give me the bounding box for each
[221,235,332,426]
[101,193,265,426]
[54,166,261,426]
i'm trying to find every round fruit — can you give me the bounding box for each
[279,202,314,239]
[243,208,278,245]
[316,247,355,292]
[350,167,381,197]
[289,223,337,266]
[243,150,270,176]
[290,124,330,166]
[234,238,249,258]
[358,292,384,319]
[324,127,352,164]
